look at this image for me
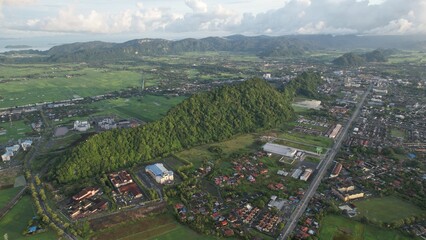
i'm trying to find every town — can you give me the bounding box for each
[0,36,425,240]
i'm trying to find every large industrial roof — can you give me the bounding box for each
[263,143,298,157]
[146,163,170,177]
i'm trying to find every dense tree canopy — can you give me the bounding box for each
[54,77,304,183]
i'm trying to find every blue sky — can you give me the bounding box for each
[0,0,425,42]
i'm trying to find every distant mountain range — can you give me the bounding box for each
[2,34,426,63]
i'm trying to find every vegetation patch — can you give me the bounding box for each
[0,186,23,208]
[319,215,414,240]
[355,196,426,224]
[0,195,56,240]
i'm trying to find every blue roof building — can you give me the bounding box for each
[145,163,174,184]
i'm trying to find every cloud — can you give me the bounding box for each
[233,0,426,35]
[3,0,426,36]
[185,0,208,13]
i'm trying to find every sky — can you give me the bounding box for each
[0,0,426,43]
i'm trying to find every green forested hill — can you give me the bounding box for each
[333,49,395,66]
[54,78,297,183]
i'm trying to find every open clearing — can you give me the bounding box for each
[0,186,23,208]
[0,195,57,240]
[319,215,415,240]
[89,95,186,122]
[0,120,32,144]
[176,133,257,168]
[355,196,425,223]
[92,213,215,240]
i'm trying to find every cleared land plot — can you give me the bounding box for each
[0,186,23,208]
[355,196,425,223]
[89,95,186,122]
[0,195,57,240]
[92,213,214,240]
[278,132,333,149]
[0,120,32,144]
[319,215,415,240]
[176,134,257,168]
[0,167,23,188]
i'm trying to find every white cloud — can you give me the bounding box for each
[185,0,208,13]
[2,0,426,36]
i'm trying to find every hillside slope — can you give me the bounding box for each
[54,78,296,182]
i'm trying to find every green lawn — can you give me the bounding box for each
[319,215,415,240]
[89,95,186,122]
[390,128,406,138]
[0,187,23,208]
[0,195,57,240]
[0,120,33,144]
[355,196,425,223]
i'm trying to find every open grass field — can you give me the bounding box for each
[355,196,425,223]
[0,120,32,144]
[319,215,415,240]
[90,95,186,122]
[0,186,23,208]
[278,132,333,149]
[176,133,257,168]
[92,213,217,240]
[391,128,406,139]
[0,64,146,108]
[0,195,57,240]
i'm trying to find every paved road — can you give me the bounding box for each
[278,85,372,240]
[25,111,77,240]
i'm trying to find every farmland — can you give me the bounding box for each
[0,195,57,240]
[0,64,142,108]
[91,213,216,240]
[319,215,416,240]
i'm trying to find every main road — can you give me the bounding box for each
[278,84,373,240]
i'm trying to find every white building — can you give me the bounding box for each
[300,169,313,181]
[145,163,174,184]
[263,143,298,158]
[21,140,33,151]
[74,121,90,132]
[2,144,20,161]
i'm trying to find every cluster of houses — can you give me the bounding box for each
[254,211,282,233]
[1,140,32,161]
[68,187,108,219]
[237,204,260,225]
[214,154,269,187]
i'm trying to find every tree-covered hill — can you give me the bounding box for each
[333,49,395,67]
[54,77,300,183]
